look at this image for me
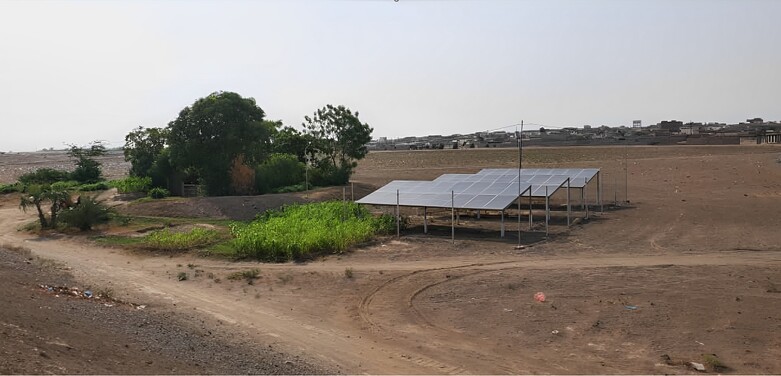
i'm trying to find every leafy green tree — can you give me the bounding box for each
[167,92,276,196]
[303,105,372,184]
[123,126,168,177]
[272,126,312,163]
[68,141,107,184]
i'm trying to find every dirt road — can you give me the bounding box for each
[2,145,781,373]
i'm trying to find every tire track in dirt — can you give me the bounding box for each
[358,261,520,374]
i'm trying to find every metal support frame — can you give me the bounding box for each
[396,189,400,238]
[423,207,428,234]
[451,191,455,243]
[566,178,571,227]
[545,186,550,236]
[500,210,505,237]
[529,193,533,230]
[597,171,603,213]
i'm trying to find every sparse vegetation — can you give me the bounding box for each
[344,267,354,279]
[177,272,188,281]
[228,201,395,262]
[110,176,152,193]
[59,195,111,231]
[148,187,170,199]
[702,354,727,371]
[227,268,261,284]
[145,227,220,251]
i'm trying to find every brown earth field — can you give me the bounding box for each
[1,144,781,374]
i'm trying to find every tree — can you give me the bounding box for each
[302,105,372,184]
[167,92,276,196]
[68,141,107,183]
[272,126,311,163]
[19,184,71,229]
[123,126,168,177]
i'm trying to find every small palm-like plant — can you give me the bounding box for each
[19,184,72,229]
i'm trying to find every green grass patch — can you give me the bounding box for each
[93,235,146,247]
[145,227,221,251]
[109,176,152,193]
[228,201,394,262]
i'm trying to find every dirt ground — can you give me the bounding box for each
[1,145,781,374]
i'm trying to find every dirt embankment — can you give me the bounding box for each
[0,245,332,375]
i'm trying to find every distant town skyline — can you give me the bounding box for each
[1,0,780,152]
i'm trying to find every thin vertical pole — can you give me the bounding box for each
[566,178,571,227]
[624,144,629,204]
[545,186,549,236]
[586,184,590,219]
[598,172,603,213]
[423,207,428,234]
[528,193,533,230]
[517,120,523,247]
[342,186,346,221]
[614,174,618,206]
[396,189,400,238]
[500,210,505,237]
[451,190,455,243]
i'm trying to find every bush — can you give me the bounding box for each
[148,187,170,199]
[310,163,351,186]
[0,183,23,194]
[229,201,390,262]
[50,181,80,191]
[110,176,152,193]
[77,182,110,191]
[18,168,70,185]
[145,228,220,251]
[255,153,306,194]
[59,196,111,231]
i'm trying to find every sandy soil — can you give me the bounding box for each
[1,144,780,374]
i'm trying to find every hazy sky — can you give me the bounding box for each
[1,0,779,151]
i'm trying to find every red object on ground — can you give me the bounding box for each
[534,292,546,302]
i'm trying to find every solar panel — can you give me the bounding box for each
[357,168,598,210]
[356,180,533,210]
[476,168,598,188]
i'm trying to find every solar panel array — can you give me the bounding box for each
[357,168,599,211]
[356,179,533,210]
[476,168,599,188]
[433,173,570,197]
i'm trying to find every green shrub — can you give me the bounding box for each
[50,181,80,191]
[271,183,307,193]
[148,187,170,199]
[0,183,23,194]
[110,176,152,193]
[229,201,390,262]
[145,228,220,251]
[59,196,111,231]
[255,153,306,194]
[70,158,102,184]
[18,168,70,185]
[310,163,351,186]
[77,182,110,191]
